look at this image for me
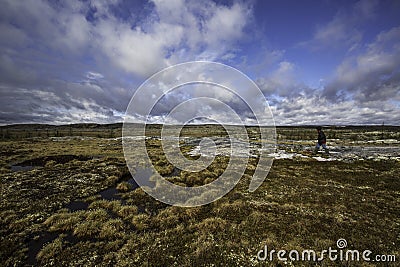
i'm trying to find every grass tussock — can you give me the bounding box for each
[36,237,63,262]
[44,211,85,232]
[116,181,131,192]
[131,214,151,231]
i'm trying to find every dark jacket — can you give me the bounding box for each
[317,130,326,145]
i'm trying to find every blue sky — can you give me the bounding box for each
[0,0,400,125]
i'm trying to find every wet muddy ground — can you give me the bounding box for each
[0,125,399,266]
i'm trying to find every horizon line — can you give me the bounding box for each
[1,122,399,127]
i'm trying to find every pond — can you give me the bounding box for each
[10,155,92,172]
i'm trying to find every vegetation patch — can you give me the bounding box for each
[0,125,399,266]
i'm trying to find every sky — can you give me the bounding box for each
[0,0,400,125]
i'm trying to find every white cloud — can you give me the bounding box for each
[312,18,362,50]
[0,0,91,54]
[325,26,400,102]
[86,72,104,80]
[301,0,378,51]
[90,0,253,77]
[55,14,91,52]
[95,18,172,77]
[271,94,400,125]
[205,3,250,47]
[0,0,255,124]
[1,0,253,77]
[256,61,300,97]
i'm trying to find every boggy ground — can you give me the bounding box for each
[0,125,399,266]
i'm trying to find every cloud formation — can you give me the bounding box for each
[0,0,399,125]
[324,26,400,103]
[301,0,378,51]
[0,0,253,124]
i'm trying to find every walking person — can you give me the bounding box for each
[315,126,329,154]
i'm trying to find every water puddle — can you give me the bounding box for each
[11,165,41,172]
[131,167,155,187]
[27,232,59,265]
[10,155,92,172]
[264,145,400,161]
[64,201,89,212]
[64,167,153,208]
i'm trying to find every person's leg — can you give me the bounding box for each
[314,143,320,153]
[322,143,329,154]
